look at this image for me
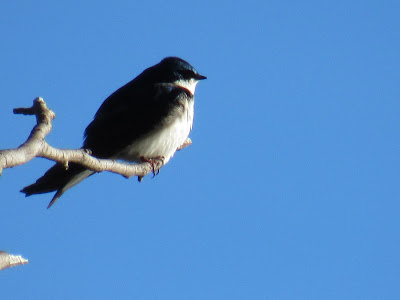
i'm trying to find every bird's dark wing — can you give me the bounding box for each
[83,82,192,158]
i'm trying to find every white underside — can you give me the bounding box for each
[118,97,194,164]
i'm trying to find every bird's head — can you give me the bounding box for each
[150,57,207,95]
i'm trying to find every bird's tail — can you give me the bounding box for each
[21,163,94,208]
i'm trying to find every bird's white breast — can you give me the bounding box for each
[174,78,199,95]
[119,98,194,164]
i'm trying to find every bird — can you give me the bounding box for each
[21,57,206,208]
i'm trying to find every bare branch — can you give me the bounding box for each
[177,137,192,150]
[0,97,188,179]
[0,251,28,271]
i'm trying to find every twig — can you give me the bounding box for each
[0,251,28,271]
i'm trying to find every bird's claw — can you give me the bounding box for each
[140,156,165,178]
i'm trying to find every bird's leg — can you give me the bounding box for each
[139,156,165,178]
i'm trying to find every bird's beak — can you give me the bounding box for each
[196,74,207,80]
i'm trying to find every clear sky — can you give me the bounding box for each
[1,0,399,299]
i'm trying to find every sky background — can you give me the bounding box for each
[1,0,399,299]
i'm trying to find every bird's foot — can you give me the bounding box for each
[140,156,165,178]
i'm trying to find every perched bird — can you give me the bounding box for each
[21,57,206,208]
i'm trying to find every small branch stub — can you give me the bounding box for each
[0,251,28,271]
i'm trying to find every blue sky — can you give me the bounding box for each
[1,0,399,298]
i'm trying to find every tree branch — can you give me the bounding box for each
[0,97,186,179]
[0,251,28,271]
